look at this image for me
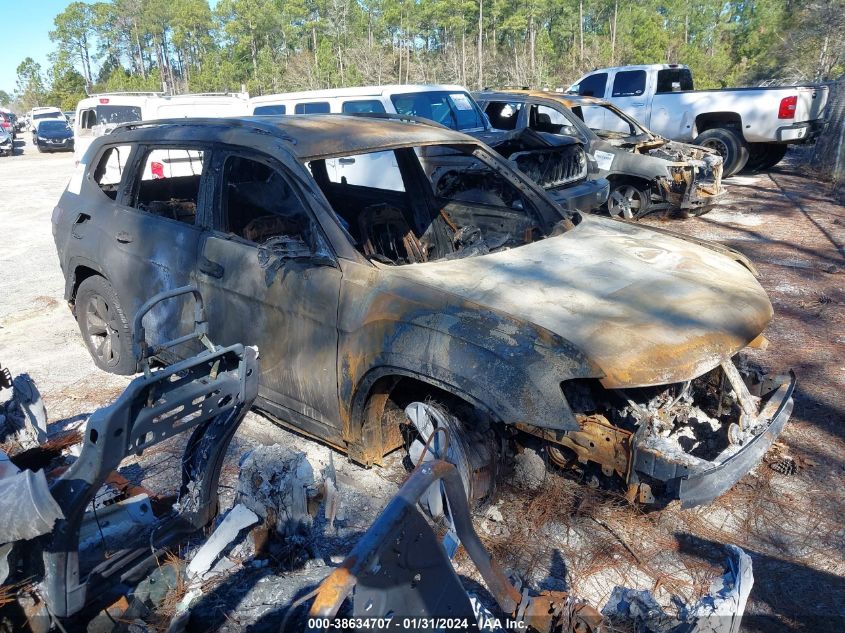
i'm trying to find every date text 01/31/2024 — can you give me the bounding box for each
[306,617,529,630]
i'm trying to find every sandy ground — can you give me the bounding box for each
[1,137,843,632]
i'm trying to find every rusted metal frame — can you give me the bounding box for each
[309,460,522,619]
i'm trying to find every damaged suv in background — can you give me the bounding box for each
[52,115,793,510]
[476,90,726,219]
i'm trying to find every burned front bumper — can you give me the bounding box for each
[656,162,726,213]
[631,370,796,508]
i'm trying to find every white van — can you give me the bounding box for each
[29,107,66,130]
[249,85,489,189]
[73,92,250,162]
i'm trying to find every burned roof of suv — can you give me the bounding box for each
[108,115,475,161]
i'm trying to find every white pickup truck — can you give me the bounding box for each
[569,64,830,176]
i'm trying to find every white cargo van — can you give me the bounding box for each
[73,92,250,162]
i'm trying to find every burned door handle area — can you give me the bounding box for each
[199,256,225,279]
[114,230,133,243]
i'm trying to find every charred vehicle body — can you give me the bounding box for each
[475,90,726,219]
[52,115,793,508]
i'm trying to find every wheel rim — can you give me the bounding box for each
[700,138,729,160]
[608,185,643,219]
[85,294,119,366]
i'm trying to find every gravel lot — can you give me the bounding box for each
[1,136,843,631]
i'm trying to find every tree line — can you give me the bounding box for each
[5,0,845,112]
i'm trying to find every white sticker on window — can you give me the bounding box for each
[594,150,614,171]
[66,162,85,195]
[450,93,474,110]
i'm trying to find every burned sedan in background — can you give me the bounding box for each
[476,90,726,219]
[52,114,792,510]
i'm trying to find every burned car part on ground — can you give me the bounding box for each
[307,459,603,633]
[474,91,726,219]
[53,116,791,511]
[0,286,259,627]
[306,457,756,633]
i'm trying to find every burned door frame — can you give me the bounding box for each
[90,141,211,344]
[196,146,345,443]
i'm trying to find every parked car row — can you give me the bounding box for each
[0,106,77,156]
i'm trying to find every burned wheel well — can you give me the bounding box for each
[356,374,499,464]
[70,266,104,304]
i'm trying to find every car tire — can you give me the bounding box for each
[607,182,651,219]
[744,143,788,172]
[76,275,137,375]
[694,128,749,177]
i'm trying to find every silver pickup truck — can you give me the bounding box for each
[569,64,830,176]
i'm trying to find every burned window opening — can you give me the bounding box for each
[133,148,205,225]
[93,145,131,200]
[309,144,558,266]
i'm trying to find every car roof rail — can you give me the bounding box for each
[110,117,296,142]
[85,91,165,97]
[344,111,450,130]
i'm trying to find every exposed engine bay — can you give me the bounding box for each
[542,358,795,506]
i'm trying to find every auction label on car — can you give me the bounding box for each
[594,150,614,171]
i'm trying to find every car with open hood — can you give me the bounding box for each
[475,90,727,219]
[51,114,793,509]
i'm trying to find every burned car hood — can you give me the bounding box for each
[389,215,772,388]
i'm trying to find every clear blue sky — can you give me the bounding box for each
[0,0,221,101]
[0,0,98,97]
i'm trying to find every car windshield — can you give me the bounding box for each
[306,142,570,266]
[34,111,61,119]
[390,91,486,131]
[570,103,651,139]
[39,120,71,133]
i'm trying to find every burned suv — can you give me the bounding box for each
[52,115,793,508]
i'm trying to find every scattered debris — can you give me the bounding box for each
[236,444,317,537]
[0,450,64,543]
[511,447,547,491]
[0,365,48,452]
[602,545,753,633]
[187,504,260,580]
